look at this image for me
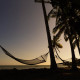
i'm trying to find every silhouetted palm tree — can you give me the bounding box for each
[53,22,77,70]
[50,0,80,35]
[48,0,78,70]
[35,0,58,71]
[41,0,57,70]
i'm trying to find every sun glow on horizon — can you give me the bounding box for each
[0,0,80,66]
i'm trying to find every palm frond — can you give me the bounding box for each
[48,8,57,20]
[56,38,61,42]
[56,46,60,52]
[64,30,69,41]
[73,40,77,49]
[56,43,63,48]
[52,36,63,48]
[53,22,64,34]
[55,26,65,39]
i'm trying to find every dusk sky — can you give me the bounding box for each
[0,0,80,65]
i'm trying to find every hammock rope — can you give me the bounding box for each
[0,45,49,65]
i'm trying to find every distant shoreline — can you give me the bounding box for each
[0,65,50,70]
[0,64,70,70]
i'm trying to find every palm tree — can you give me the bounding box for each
[50,0,80,35]
[53,23,77,70]
[48,1,78,70]
[41,0,57,70]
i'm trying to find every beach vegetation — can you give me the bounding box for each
[48,0,80,70]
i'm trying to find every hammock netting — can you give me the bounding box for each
[1,45,79,66]
[0,45,49,65]
[55,50,80,66]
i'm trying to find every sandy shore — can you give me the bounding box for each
[0,68,80,80]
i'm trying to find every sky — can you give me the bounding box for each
[0,0,80,65]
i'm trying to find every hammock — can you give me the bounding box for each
[0,45,49,65]
[55,50,72,65]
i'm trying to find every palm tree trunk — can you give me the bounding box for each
[65,23,77,70]
[75,36,80,55]
[41,0,57,70]
[69,36,77,70]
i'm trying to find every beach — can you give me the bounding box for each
[0,67,80,80]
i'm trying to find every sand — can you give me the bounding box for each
[0,68,80,80]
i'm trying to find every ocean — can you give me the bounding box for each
[0,65,50,70]
[0,64,67,70]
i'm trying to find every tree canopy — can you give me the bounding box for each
[50,0,80,36]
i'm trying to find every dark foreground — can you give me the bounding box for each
[0,68,80,80]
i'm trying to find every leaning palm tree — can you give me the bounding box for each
[41,0,57,70]
[35,0,57,70]
[48,2,78,70]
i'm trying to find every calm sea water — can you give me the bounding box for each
[0,65,50,70]
[0,64,67,70]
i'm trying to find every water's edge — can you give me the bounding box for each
[0,65,50,70]
[0,64,68,70]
